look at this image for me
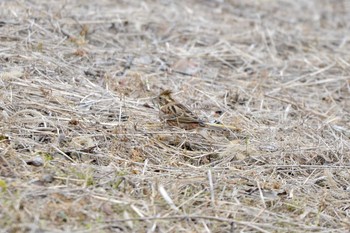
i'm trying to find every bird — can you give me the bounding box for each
[153,90,206,130]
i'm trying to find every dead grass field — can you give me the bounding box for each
[1,0,350,232]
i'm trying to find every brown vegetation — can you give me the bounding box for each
[1,0,350,232]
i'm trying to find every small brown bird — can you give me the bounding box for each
[154,90,205,130]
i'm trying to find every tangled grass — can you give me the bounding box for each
[0,0,350,232]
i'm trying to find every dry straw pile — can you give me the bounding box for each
[1,0,350,232]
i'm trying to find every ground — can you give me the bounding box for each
[0,0,350,232]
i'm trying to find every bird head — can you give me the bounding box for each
[153,90,174,107]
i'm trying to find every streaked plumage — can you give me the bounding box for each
[154,90,204,130]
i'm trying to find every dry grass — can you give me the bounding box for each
[1,0,350,232]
